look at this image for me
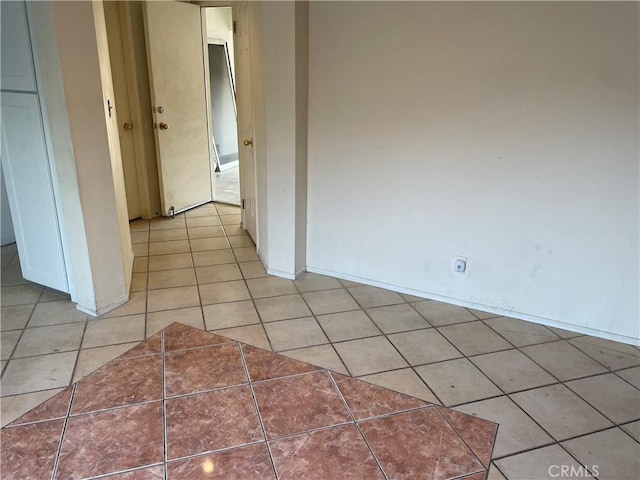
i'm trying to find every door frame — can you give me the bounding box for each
[117,2,162,219]
[104,1,143,220]
[206,39,239,174]
[104,1,258,235]
[196,0,257,239]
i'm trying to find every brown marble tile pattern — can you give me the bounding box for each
[71,355,162,414]
[241,343,321,381]
[253,371,351,438]
[120,332,162,358]
[55,403,164,479]
[269,424,384,480]
[9,386,73,426]
[360,409,485,479]
[0,322,500,479]
[166,444,276,480]
[165,343,247,397]
[439,407,498,467]
[0,419,63,479]
[165,386,263,460]
[101,465,165,479]
[332,372,429,420]
[163,321,229,351]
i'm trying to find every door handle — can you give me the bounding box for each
[159,122,169,130]
[123,122,133,131]
[243,139,253,146]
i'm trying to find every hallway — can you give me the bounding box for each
[1,202,639,479]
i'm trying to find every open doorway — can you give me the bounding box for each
[103,1,257,240]
[205,7,240,206]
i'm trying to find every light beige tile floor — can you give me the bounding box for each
[1,201,639,479]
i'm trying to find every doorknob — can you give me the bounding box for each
[243,139,253,146]
[123,122,133,131]
[159,122,169,130]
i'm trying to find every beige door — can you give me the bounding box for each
[143,1,212,216]
[104,1,141,220]
[233,2,257,241]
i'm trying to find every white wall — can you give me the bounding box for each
[307,2,639,342]
[32,0,133,314]
[92,0,134,296]
[205,7,235,82]
[257,1,308,278]
[294,1,308,275]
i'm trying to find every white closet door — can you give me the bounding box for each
[143,0,212,215]
[1,92,68,292]
[0,0,36,92]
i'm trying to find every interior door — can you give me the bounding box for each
[143,1,212,216]
[233,2,257,240]
[1,92,68,292]
[104,1,141,220]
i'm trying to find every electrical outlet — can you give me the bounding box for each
[454,257,467,273]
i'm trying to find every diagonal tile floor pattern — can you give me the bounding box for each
[2,201,640,479]
[1,322,497,479]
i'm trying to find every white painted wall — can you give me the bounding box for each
[257,1,308,278]
[205,7,235,82]
[294,1,308,275]
[307,2,639,342]
[32,0,133,314]
[92,0,134,296]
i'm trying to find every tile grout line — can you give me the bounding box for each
[49,382,77,480]
[433,404,497,474]
[207,205,275,352]
[80,463,165,480]
[238,256,276,353]
[142,220,150,341]
[326,370,389,480]
[1,301,38,378]
[291,281,353,376]
[428,316,640,442]
[184,206,207,336]
[164,440,266,466]
[237,340,280,480]
[472,317,640,435]
[4,297,42,366]
[407,319,611,467]
[611,366,640,392]
[67,318,90,386]
[488,422,627,477]
[161,330,168,480]
[345,288,450,405]
[339,286,446,403]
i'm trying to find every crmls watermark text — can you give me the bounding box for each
[548,465,599,478]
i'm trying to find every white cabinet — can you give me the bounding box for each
[0,0,36,92]
[0,0,69,293]
[1,93,69,292]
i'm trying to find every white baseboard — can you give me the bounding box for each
[307,266,640,347]
[76,293,129,318]
[265,266,307,281]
